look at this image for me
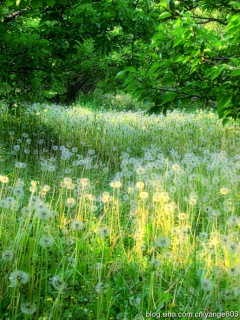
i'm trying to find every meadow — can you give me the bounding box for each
[0,101,240,320]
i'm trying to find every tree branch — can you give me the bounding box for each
[210,56,231,61]
[154,87,202,99]
[2,9,30,23]
[8,64,49,72]
[201,57,239,70]
[191,15,227,25]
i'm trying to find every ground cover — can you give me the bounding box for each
[0,103,240,320]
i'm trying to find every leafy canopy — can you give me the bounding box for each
[0,0,239,121]
[118,0,240,120]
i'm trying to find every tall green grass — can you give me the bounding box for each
[0,101,240,320]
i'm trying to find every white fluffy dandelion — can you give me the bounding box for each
[70,220,84,231]
[51,275,66,291]
[227,265,240,277]
[226,241,239,253]
[9,270,29,286]
[20,302,37,315]
[39,235,54,248]
[201,278,213,291]
[13,187,24,197]
[227,215,239,226]
[2,250,14,262]
[66,197,76,208]
[156,236,171,248]
[95,281,109,294]
[98,226,111,237]
[35,206,53,220]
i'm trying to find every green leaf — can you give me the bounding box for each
[31,0,43,8]
[161,91,177,104]
[159,0,168,9]
[173,38,184,48]
[205,66,224,80]
[46,0,56,6]
[218,82,231,91]
[124,67,136,73]
[229,1,240,8]
[151,12,160,18]
[131,89,142,100]
[230,69,240,77]
[143,98,150,106]
[175,55,185,62]
[157,66,169,75]
[148,62,162,75]
[222,118,230,126]
[6,0,15,5]
[123,76,133,86]
[125,83,138,92]
[190,65,198,74]
[229,58,240,67]
[228,14,240,23]
[148,105,162,115]
[125,83,138,91]
[148,53,159,60]
[211,67,224,80]
[159,12,172,20]
[223,109,233,118]
[191,49,201,58]
[157,24,165,31]
[217,95,232,111]
[115,70,126,79]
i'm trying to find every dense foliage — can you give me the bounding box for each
[118,1,240,121]
[0,0,239,118]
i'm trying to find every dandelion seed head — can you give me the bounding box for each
[201,278,213,291]
[36,206,53,220]
[156,236,171,248]
[99,226,111,237]
[95,282,109,294]
[20,302,37,315]
[70,220,84,231]
[66,198,76,208]
[226,265,240,277]
[39,235,54,248]
[2,250,14,262]
[227,215,239,226]
[51,275,66,291]
[9,270,29,286]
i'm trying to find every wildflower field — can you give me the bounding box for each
[0,102,240,320]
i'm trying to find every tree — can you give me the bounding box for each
[118,0,240,120]
[0,0,157,104]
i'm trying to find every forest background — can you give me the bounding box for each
[0,0,240,119]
